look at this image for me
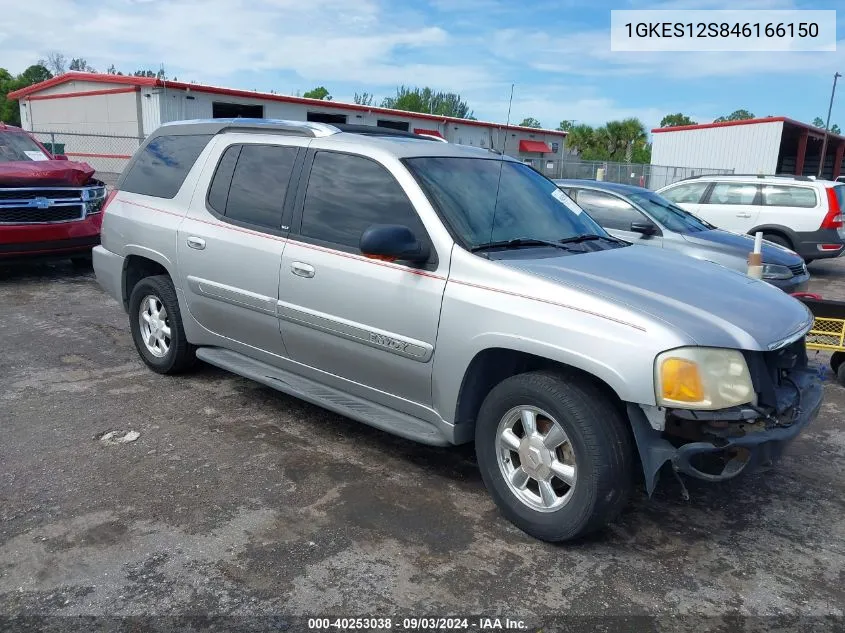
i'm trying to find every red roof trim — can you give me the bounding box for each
[7,72,156,99]
[652,116,845,143]
[27,86,138,101]
[8,72,568,137]
[413,128,444,138]
[519,140,553,153]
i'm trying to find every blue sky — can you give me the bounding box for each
[4,0,844,131]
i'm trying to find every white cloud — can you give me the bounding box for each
[2,0,489,91]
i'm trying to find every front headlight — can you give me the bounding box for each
[655,347,755,410]
[83,186,107,215]
[762,263,793,280]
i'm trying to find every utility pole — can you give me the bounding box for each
[818,72,842,178]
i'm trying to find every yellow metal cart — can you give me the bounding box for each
[793,293,845,385]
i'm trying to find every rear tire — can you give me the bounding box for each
[475,371,634,542]
[128,275,196,374]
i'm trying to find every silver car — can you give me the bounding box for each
[554,179,810,293]
[93,120,822,542]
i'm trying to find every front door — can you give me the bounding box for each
[177,137,306,357]
[574,188,664,248]
[278,150,447,413]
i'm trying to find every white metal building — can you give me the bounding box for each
[651,117,845,180]
[9,72,567,174]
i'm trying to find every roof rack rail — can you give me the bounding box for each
[333,124,439,140]
[679,173,817,182]
[160,118,340,138]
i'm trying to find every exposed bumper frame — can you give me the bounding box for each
[627,367,823,495]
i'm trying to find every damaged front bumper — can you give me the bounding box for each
[628,366,823,496]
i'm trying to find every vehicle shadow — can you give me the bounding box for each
[0,257,94,283]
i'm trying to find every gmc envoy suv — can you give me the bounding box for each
[94,119,822,542]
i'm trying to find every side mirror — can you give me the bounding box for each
[360,224,430,264]
[630,220,657,235]
[53,154,69,161]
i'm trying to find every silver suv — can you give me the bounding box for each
[93,119,823,542]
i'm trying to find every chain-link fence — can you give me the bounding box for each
[522,158,734,189]
[29,130,142,186]
[27,129,734,191]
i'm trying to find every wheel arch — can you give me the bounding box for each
[452,346,630,443]
[122,247,175,311]
[748,224,800,249]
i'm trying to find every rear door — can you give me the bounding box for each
[177,135,306,357]
[574,188,663,247]
[697,181,760,233]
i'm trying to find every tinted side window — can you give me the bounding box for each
[300,152,426,251]
[121,134,212,199]
[662,182,709,204]
[224,145,298,229]
[761,185,817,208]
[575,189,645,231]
[207,145,240,215]
[707,183,758,205]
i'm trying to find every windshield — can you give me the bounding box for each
[628,191,713,233]
[404,157,608,249]
[0,131,49,162]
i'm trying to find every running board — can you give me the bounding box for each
[195,347,450,446]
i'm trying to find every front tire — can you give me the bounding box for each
[128,275,196,374]
[475,371,634,542]
[762,233,793,251]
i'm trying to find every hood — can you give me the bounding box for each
[682,230,802,266]
[497,246,812,351]
[0,160,96,187]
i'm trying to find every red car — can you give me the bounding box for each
[0,124,108,263]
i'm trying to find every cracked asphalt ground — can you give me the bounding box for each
[1,257,844,632]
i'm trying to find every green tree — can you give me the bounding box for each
[69,58,95,72]
[561,118,650,163]
[519,117,542,128]
[381,86,474,119]
[812,117,840,134]
[0,64,54,126]
[354,91,374,106]
[557,120,576,131]
[660,113,697,127]
[714,109,754,123]
[303,86,332,100]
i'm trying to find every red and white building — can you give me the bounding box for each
[651,116,845,180]
[9,72,567,174]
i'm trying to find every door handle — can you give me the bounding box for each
[291,261,315,278]
[186,236,206,250]
[736,212,752,218]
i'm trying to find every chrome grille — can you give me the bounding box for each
[0,185,99,224]
[788,263,807,276]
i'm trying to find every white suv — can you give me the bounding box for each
[657,175,845,263]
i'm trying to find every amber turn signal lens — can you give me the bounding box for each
[660,357,705,403]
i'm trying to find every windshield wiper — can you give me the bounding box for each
[470,237,575,252]
[558,233,627,245]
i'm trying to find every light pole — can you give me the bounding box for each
[818,72,842,178]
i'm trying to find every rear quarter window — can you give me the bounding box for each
[121,134,213,199]
[761,185,817,208]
